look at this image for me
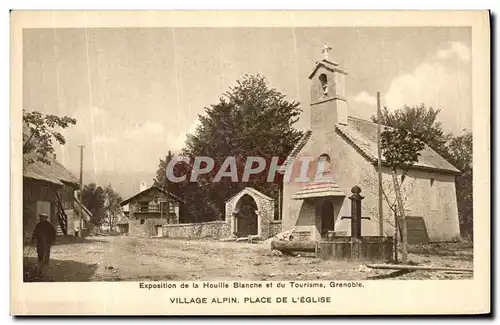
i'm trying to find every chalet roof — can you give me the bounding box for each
[279,116,460,175]
[23,154,80,187]
[292,172,345,200]
[120,185,185,206]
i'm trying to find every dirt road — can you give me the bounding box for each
[23,236,473,282]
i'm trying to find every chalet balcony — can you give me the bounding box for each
[136,207,162,214]
[134,206,177,215]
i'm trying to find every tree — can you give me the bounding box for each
[372,104,449,157]
[23,109,77,164]
[153,150,185,196]
[372,104,473,240]
[103,184,123,232]
[81,183,106,226]
[153,151,174,189]
[157,74,304,221]
[446,130,473,239]
[153,150,196,222]
[381,128,425,263]
[364,170,417,236]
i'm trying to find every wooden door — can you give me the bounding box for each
[156,225,163,237]
[321,200,335,236]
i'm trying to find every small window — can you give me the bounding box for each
[319,74,328,96]
[140,218,145,225]
[316,153,332,176]
[429,179,438,211]
[318,153,331,163]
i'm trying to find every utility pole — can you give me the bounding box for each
[79,145,84,238]
[278,184,281,221]
[377,92,384,237]
[165,181,170,223]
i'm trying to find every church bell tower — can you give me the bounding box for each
[309,42,348,135]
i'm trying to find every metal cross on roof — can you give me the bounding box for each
[321,42,332,60]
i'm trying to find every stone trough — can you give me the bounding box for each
[316,236,394,261]
[271,185,394,262]
[270,236,393,261]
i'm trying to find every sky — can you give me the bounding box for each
[23,27,472,197]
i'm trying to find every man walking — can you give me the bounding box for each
[31,213,56,275]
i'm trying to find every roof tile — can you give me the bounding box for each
[23,154,80,186]
[292,172,345,199]
[279,116,459,174]
[338,117,460,173]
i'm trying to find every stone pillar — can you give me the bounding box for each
[349,185,364,239]
[258,201,273,239]
[349,186,372,260]
[232,212,237,236]
[225,200,235,237]
[257,211,262,238]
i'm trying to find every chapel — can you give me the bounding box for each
[278,43,461,243]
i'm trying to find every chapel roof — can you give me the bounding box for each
[308,59,347,79]
[279,130,312,173]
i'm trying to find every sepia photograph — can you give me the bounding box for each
[10,10,490,315]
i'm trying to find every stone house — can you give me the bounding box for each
[23,155,92,240]
[116,216,129,234]
[278,53,461,243]
[120,185,186,237]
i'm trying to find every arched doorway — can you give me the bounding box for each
[225,187,276,239]
[321,199,335,237]
[234,194,258,237]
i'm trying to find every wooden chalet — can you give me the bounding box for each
[23,154,91,240]
[120,185,185,237]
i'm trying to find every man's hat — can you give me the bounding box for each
[39,213,49,219]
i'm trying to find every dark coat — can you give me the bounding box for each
[31,220,56,246]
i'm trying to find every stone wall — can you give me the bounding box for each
[257,198,275,239]
[162,221,231,239]
[269,220,283,237]
[130,217,168,237]
[117,224,129,234]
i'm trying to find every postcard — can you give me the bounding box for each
[11,10,490,315]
